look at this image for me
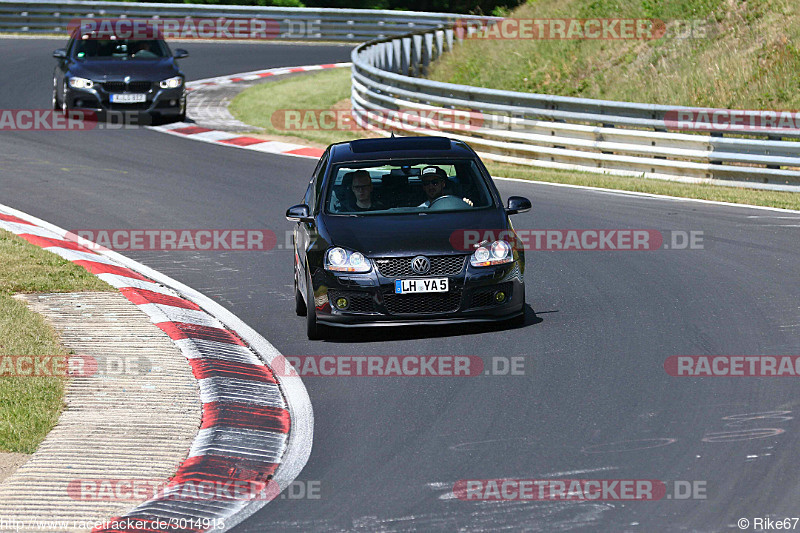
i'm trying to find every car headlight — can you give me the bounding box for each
[68,77,94,89]
[159,76,183,89]
[470,240,513,267]
[325,247,371,273]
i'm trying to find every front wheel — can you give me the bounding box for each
[508,290,526,327]
[305,271,322,340]
[52,79,59,110]
[295,271,307,316]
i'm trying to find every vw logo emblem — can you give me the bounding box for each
[411,256,430,275]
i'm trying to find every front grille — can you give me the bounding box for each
[102,81,152,93]
[375,255,466,278]
[102,81,125,93]
[128,81,152,92]
[470,282,513,309]
[382,288,462,315]
[328,290,374,313]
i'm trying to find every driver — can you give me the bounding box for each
[132,41,157,58]
[418,166,472,208]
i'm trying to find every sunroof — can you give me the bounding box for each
[349,137,452,153]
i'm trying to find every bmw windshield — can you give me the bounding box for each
[325,159,496,215]
[71,38,170,60]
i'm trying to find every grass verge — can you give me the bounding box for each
[427,0,800,109]
[0,229,111,454]
[229,67,374,147]
[228,68,799,210]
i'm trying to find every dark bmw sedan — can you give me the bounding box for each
[286,136,531,340]
[52,33,188,122]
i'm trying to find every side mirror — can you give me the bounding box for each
[173,49,189,59]
[53,48,67,59]
[505,196,531,215]
[286,204,313,223]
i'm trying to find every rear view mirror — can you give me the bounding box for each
[505,196,531,215]
[286,204,313,223]
[53,48,67,59]
[173,49,189,59]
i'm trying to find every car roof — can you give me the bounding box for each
[328,136,478,163]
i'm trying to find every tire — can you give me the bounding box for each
[508,290,526,328]
[305,270,322,340]
[294,270,307,316]
[177,96,187,122]
[52,79,59,110]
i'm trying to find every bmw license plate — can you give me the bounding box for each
[395,278,448,294]
[110,93,147,103]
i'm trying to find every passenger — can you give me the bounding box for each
[349,170,384,211]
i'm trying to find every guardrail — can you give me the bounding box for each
[352,28,800,191]
[0,0,477,41]
[4,1,798,190]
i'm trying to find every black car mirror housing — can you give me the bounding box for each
[286,204,313,223]
[173,49,189,59]
[505,196,531,215]
[53,48,67,59]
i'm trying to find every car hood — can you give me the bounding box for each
[69,59,179,81]
[321,209,509,257]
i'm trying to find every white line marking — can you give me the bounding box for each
[493,176,800,214]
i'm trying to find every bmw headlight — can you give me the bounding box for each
[325,247,371,273]
[159,76,183,89]
[68,77,94,89]
[470,240,513,267]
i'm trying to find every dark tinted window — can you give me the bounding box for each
[306,151,329,213]
[325,159,494,215]
[73,38,169,59]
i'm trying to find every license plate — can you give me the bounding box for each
[395,278,448,294]
[110,93,147,103]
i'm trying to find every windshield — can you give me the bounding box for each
[325,159,495,215]
[72,38,169,60]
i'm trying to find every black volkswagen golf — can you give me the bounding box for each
[52,32,188,123]
[287,136,531,340]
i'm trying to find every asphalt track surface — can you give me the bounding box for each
[2,38,800,532]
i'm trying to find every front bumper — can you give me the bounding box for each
[65,85,185,119]
[310,256,525,327]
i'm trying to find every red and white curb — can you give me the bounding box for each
[0,204,313,532]
[184,62,350,92]
[151,122,324,159]
[149,62,351,159]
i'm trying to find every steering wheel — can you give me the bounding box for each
[428,195,471,210]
